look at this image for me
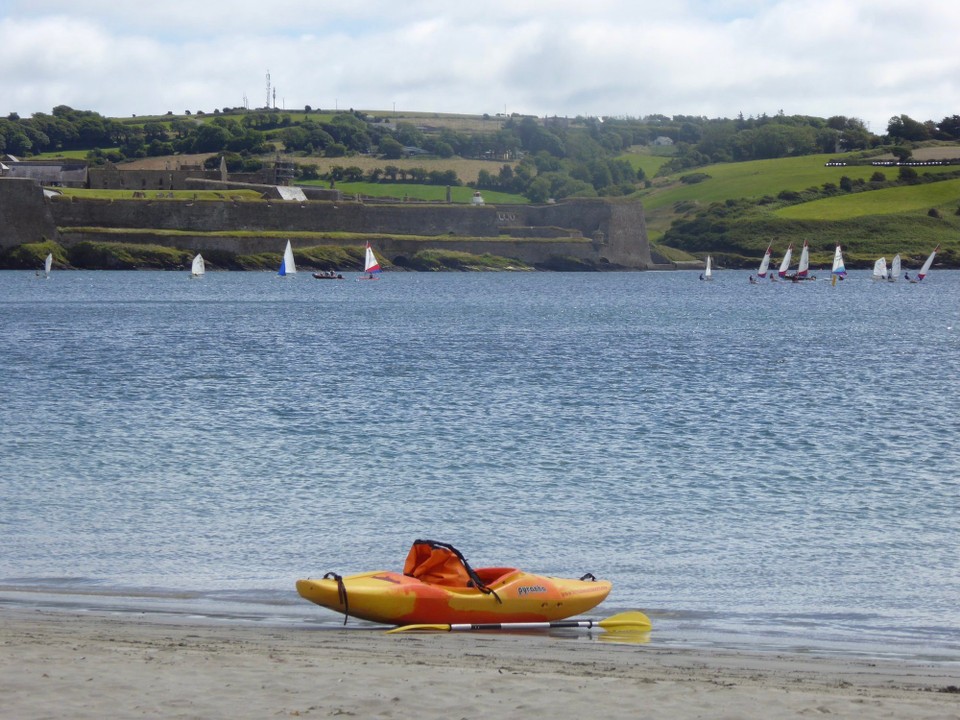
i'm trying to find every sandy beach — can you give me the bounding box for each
[2,609,958,719]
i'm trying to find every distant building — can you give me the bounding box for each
[652,136,674,147]
[2,160,88,187]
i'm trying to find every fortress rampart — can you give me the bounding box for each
[1,179,654,269]
[0,179,60,245]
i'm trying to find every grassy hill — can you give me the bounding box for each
[774,178,960,220]
[630,145,960,267]
[636,151,958,231]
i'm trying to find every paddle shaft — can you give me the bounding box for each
[446,620,606,631]
[387,611,652,633]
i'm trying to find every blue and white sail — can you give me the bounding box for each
[278,240,297,277]
[831,244,846,278]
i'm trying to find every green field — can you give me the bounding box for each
[620,147,673,179]
[311,181,528,204]
[774,179,960,220]
[53,188,265,201]
[640,154,873,211]
[37,149,105,160]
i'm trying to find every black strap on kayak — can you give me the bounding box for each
[579,573,597,581]
[323,571,349,625]
[413,539,502,605]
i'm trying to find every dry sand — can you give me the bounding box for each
[2,609,958,719]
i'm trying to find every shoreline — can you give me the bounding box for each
[3,584,959,666]
[3,608,958,719]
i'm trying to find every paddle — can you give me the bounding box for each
[386,610,651,634]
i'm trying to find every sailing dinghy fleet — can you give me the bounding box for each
[738,243,939,285]
[272,240,384,280]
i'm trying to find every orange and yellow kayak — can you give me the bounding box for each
[296,568,611,625]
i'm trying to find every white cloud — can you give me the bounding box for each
[0,0,957,131]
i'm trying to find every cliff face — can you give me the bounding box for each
[1,180,654,268]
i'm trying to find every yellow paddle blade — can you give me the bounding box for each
[597,611,653,631]
[385,624,451,634]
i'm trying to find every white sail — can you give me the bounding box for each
[777,245,793,278]
[917,245,938,281]
[797,241,810,278]
[704,255,713,280]
[44,253,53,278]
[278,240,296,276]
[191,253,205,277]
[889,254,901,281]
[364,243,381,274]
[757,245,772,277]
[872,257,887,280]
[831,244,846,276]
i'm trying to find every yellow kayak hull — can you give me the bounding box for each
[296,569,611,625]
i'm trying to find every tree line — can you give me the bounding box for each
[3,105,958,204]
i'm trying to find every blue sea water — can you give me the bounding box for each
[2,268,959,660]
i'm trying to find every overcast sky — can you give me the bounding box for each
[1,0,957,133]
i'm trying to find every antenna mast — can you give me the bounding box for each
[265,70,271,109]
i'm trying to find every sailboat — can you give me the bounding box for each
[43,252,53,279]
[910,245,939,283]
[358,242,382,280]
[830,244,846,286]
[872,257,887,281]
[887,254,901,282]
[777,244,794,279]
[190,253,205,278]
[794,240,816,281]
[701,255,713,281]
[757,245,772,278]
[278,240,297,277]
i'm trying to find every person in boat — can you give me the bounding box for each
[904,272,910,280]
[699,273,704,281]
[749,275,755,284]
[368,272,374,279]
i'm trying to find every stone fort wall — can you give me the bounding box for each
[0,179,60,245]
[1,179,653,268]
